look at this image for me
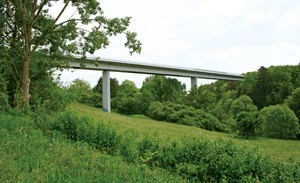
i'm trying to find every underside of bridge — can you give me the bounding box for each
[69,57,244,113]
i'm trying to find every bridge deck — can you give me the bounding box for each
[69,57,244,81]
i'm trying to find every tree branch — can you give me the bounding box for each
[31,0,49,26]
[31,0,71,54]
[54,0,70,24]
[53,18,81,29]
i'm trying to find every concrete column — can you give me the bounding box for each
[102,70,111,112]
[191,77,198,88]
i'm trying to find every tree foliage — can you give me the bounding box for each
[261,105,300,139]
[236,111,262,138]
[112,80,141,114]
[185,85,217,111]
[245,66,297,109]
[93,77,120,99]
[1,0,141,110]
[286,87,300,121]
[230,95,257,118]
[141,75,186,103]
[147,101,225,132]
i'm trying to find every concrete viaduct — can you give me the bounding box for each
[69,57,244,112]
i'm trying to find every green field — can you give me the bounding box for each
[70,103,300,163]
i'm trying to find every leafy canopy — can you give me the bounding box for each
[0,0,142,109]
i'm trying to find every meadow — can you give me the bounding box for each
[2,103,300,182]
[71,103,300,163]
[0,113,185,183]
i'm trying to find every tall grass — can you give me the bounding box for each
[0,113,185,183]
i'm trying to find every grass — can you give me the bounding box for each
[0,113,185,183]
[70,103,300,163]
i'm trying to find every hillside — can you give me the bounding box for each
[70,103,300,163]
[2,104,300,182]
[0,113,185,182]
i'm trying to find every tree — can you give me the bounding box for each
[141,75,186,103]
[112,80,141,114]
[250,66,271,109]
[1,1,141,110]
[261,105,300,139]
[236,111,262,138]
[250,66,294,109]
[265,68,293,105]
[185,84,217,111]
[286,87,300,120]
[238,72,257,97]
[68,79,93,103]
[93,77,119,99]
[230,95,257,118]
[211,90,238,132]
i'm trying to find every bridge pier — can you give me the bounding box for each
[102,70,111,112]
[191,77,198,88]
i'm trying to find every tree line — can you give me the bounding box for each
[64,65,300,140]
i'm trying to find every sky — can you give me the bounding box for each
[57,0,300,89]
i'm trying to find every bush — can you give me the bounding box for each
[113,96,141,114]
[236,111,263,138]
[30,86,71,114]
[142,137,300,183]
[261,105,300,139]
[49,111,120,153]
[146,101,167,121]
[168,108,225,132]
[51,111,79,140]
[147,102,225,132]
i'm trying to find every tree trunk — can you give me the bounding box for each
[21,23,32,110]
[21,53,30,109]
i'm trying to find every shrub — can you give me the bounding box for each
[93,123,120,154]
[51,111,79,140]
[147,102,225,131]
[146,101,167,121]
[261,105,300,139]
[48,111,120,153]
[236,111,263,138]
[168,108,225,132]
[137,136,160,166]
[113,96,141,114]
[118,131,139,163]
[145,138,300,183]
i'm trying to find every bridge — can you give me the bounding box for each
[68,57,244,112]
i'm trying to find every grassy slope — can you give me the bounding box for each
[0,114,185,183]
[70,103,300,163]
